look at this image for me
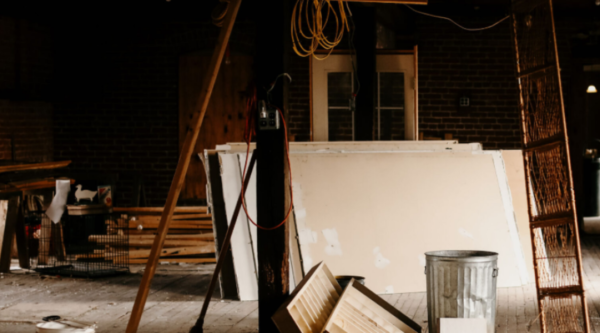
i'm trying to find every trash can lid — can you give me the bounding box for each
[425,250,498,262]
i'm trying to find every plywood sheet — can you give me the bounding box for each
[291,151,529,294]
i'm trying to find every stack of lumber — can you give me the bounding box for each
[88,206,216,265]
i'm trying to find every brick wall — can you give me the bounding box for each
[53,21,255,206]
[0,16,54,162]
[416,14,521,149]
[284,10,590,150]
[0,101,53,162]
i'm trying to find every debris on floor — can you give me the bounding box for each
[272,262,421,333]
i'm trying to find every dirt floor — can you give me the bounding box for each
[4,236,600,332]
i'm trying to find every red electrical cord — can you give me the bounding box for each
[240,99,293,231]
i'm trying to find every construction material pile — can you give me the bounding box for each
[88,207,216,265]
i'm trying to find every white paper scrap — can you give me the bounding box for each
[45,179,71,223]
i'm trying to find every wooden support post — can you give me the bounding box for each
[0,197,19,272]
[189,152,257,332]
[14,198,29,269]
[125,0,243,331]
[255,0,289,330]
[353,4,376,141]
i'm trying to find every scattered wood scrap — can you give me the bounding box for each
[85,207,216,265]
[0,160,71,174]
[273,262,422,333]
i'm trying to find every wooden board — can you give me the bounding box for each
[0,199,14,272]
[0,160,71,174]
[344,0,426,3]
[178,54,253,201]
[128,258,216,264]
[205,150,240,300]
[113,206,208,214]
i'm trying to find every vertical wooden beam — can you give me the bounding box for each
[125,0,243,331]
[0,197,19,272]
[353,4,376,141]
[14,197,29,269]
[414,45,419,141]
[255,0,289,331]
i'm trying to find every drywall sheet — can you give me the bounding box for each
[220,140,482,154]
[219,151,298,300]
[203,150,239,300]
[292,151,530,294]
[219,153,258,301]
[500,150,535,280]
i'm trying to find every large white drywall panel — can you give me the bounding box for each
[219,141,482,153]
[501,150,535,280]
[219,153,258,301]
[291,151,529,294]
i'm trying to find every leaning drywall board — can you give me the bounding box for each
[292,151,529,293]
[500,150,535,280]
[219,152,258,301]
[221,141,482,154]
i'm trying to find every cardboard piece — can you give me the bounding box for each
[438,318,487,333]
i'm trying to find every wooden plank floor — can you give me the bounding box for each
[3,236,600,332]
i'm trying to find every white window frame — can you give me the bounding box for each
[311,50,418,141]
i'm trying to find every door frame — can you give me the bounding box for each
[309,47,419,141]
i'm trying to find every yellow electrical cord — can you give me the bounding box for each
[291,0,350,60]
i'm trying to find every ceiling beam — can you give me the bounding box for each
[343,0,427,4]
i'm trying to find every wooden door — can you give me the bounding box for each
[179,54,253,201]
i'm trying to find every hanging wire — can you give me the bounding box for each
[345,2,360,98]
[405,5,509,32]
[291,0,350,60]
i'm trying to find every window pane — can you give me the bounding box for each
[379,72,405,108]
[328,72,352,107]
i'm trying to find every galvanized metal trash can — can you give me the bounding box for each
[425,250,499,333]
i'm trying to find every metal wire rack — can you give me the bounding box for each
[27,210,129,277]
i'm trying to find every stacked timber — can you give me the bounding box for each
[88,207,216,265]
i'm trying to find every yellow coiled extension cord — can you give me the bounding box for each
[291,0,350,60]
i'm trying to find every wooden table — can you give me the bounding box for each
[0,161,72,273]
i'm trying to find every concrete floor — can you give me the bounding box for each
[3,236,600,333]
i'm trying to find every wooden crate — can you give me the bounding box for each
[322,279,421,333]
[272,262,343,333]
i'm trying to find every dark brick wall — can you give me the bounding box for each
[0,16,54,162]
[416,15,521,149]
[284,10,591,150]
[0,100,53,162]
[53,21,255,206]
